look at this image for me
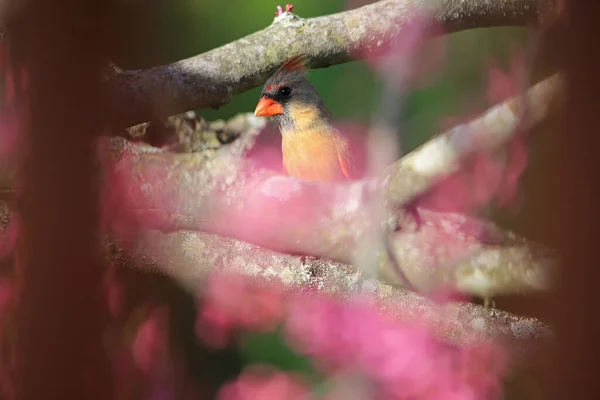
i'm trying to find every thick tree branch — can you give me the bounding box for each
[106,0,555,128]
[104,75,561,298]
[119,229,552,361]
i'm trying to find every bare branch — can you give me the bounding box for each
[106,0,555,128]
[118,229,552,361]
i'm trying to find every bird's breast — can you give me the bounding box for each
[281,128,351,182]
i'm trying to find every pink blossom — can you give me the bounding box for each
[426,48,530,215]
[284,292,348,369]
[217,365,310,400]
[354,11,447,91]
[419,151,507,214]
[131,305,171,374]
[486,48,526,104]
[494,136,527,211]
[196,272,287,348]
[195,300,236,349]
[198,276,505,398]
[483,49,529,212]
[285,294,505,399]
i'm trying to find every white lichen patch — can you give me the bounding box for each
[360,279,378,294]
[470,317,487,332]
[237,257,260,276]
[456,268,496,298]
[470,249,502,269]
[478,102,519,146]
[173,57,220,79]
[510,317,553,341]
[332,181,363,217]
[260,175,303,199]
[406,135,458,178]
[262,265,282,279]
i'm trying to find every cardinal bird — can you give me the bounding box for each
[254,55,354,182]
[254,55,419,289]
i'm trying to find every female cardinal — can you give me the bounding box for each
[254,55,354,182]
[254,55,415,288]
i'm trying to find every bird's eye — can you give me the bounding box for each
[279,86,292,96]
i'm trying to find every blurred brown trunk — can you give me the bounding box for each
[545,1,600,399]
[9,1,116,399]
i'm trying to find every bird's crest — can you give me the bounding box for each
[277,54,308,74]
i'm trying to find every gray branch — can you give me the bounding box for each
[118,229,552,361]
[106,0,555,128]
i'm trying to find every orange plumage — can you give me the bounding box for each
[254,55,354,182]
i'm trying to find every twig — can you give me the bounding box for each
[106,0,554,128]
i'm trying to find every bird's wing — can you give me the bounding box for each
[336,135,356,180]
[338,150,352,180]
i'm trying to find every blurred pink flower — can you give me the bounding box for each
[483,49,529,212]
[427,48,530,215]
[195,300,235,349]
[353,11,447,91]
[131,305,171,374]
[494,136,527,212]
[217,365,310,400]
[486,48,526,104]
[103,264,124,318]
[202,275,506,398]
[419,150,508,214]
[196,272,287,348]
[285,294,505,399]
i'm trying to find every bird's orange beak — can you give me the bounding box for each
[254,96,283,117]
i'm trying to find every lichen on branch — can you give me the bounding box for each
[118,228,553,362]
[106,0,554,128]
